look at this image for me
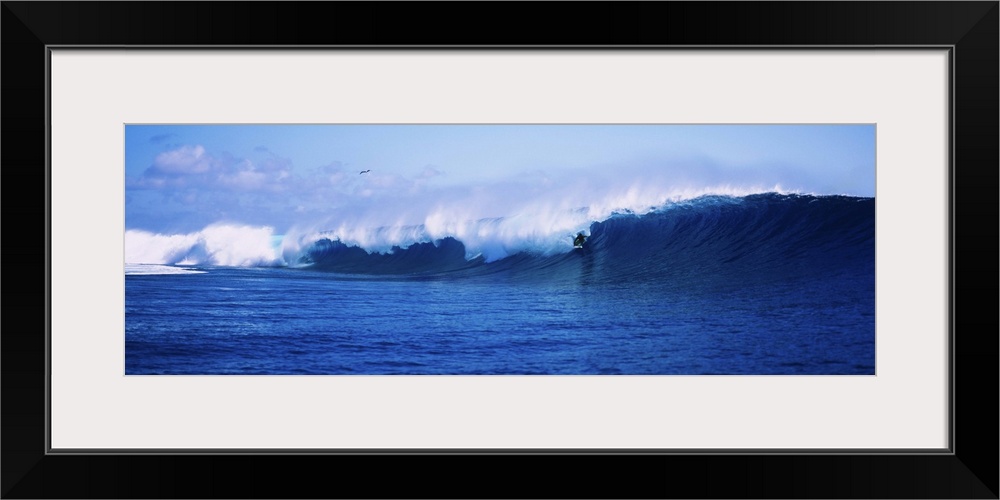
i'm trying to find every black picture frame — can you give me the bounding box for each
[3,2,996,498]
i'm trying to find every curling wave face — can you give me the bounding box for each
[296,193,875,285]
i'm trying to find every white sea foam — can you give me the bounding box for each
[125,224,284,266]
[125,264,207,275]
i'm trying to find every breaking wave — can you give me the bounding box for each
[296,193,875,283]
[125,192,875,287]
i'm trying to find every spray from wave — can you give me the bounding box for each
[278,184,793,264]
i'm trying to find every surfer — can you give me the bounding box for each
[573,232,586,248]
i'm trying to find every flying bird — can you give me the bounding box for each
[359,170,371,175]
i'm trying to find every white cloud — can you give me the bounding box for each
[419,165,443,179]
[152,145,211,174]
[133,144,294,193]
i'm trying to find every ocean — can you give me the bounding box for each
[125,193,876,375]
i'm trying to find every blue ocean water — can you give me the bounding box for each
[125,193,875,375]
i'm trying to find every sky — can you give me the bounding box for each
[125,124,875,235]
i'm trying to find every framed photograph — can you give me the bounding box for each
[120,122,878,377]
[5,2,996,498]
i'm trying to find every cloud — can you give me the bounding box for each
[419,165,443,179]
[218,168,267,190]
[131,144,294,193]
[152,145,212,174]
